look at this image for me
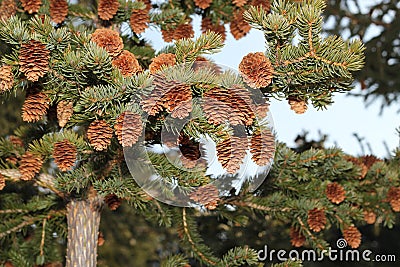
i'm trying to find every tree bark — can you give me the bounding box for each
[66,198,102,267]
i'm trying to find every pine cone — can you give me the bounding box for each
[387,186,400,212]
[193,56,222,74]
[57,100,73,128]
[0,65,14,93]
[288,97,308,114]
[130,7,149,34]
[20,0,41,14]
[0,0,17,19]
[189,184,219,210]
[97,232,105,246]
[250,129,275,166]
[230,9,251,40]
[161,28,175,43]
[50,0,68,24]
[53,139,77,171]
[19,40,50,82]
[360,155,381,169]
[104,194,121,210]
[290,227,305,247]
[239,52,274,88]
[91,29,123,57]
[344,156,368,179]
[325,182,346,204]
[193,0,212,9]
[363,210,376,225]
[307,208,326,232]
[98,0,119,20]
[179,135,203,169]
[216,135,248,174]
[343,226,361,249]
[112,50,142,77]
[19,152,43,181]
[21,92,50,122]
[149,53,176,74]
[114,111,143,147]
[233,0,247,7]
[173,23,195,40]
[9,135,24,147]
[0,174,5,190]
[87,120,113,151]
[201,17,226,42]
[250,0,271,12]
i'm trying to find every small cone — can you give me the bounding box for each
[9,135,24,147]
[0,174,5,190]
[325,182,346,204]
[307,208,326,232]
[114,111,143,147]
[290,227,305,247]
[0,65,14,93]
[179,134,204,169]
[104,194,121,210]
[97,232,105,246]
[57,100,73,128]
[230,9,251,40]
[112,50,142,77]
[360,155,381,169]
[233,0,247,7]
[344,156,368,179]
[91,29,123,57]
[53,139,77,171]
[0,0,17,19]
[19,40,50,82]
[149,53,176,74]
[171,100,192,119]
[194,0,212,9]
[87,120,113,151]
[250,0,271,12]
[288,97,308,114]
[217,135,248,174]
[21,92,50,122]
[50,0,68,24]
[20,0,42,14]
[98,0,119,20]
[173,23,195,40]
[250,129,275,166]
[201,17,226,42]
[387,186,400,212]
[130,7,149,34]
[161,28,175,43]
[363,210,376,225]
[343,226,361,249]
[189,184,219,210]
[19,152,43,181]
[239,52,274,89]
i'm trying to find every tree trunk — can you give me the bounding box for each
[66,198,102,267]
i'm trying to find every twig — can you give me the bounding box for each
[40,218,47,256]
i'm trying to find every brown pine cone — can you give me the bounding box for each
[149,53,176,74]
[87,120,113,151]
[189,184,219,210]
[344,156,368,179]
[0,0,17,19]
[0,174,5,190]
[19,152,43,180]
[343,225,362,249]
[201,17,226,42]
[307,208,326,232]
[53,139,77,171]
[9,135,24,147]
[21,92,50,122]
[19,40,50,82]
[194,0,212,9]
[173,23,195,40]
[20,0,41,14]
[112,50,142,77]
[114,111,143,147]
[250,129,275,166]
[230,9,251,40]
[325,182,346,204]
[98,0,119,20]
[363,210,376,225]
[233,0,247,7]
[104,194,121,210]
[239,52,274,89]
[387,186,400,212]
[0,65,14,93]
[288,97,308,114]
[91,29,123,57]
[217,135,248,174]
[57,100,73,128]
[130,7,149,34]
[290,227,305,247]
[50,0,68,24]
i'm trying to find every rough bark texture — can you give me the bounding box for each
[66,198,102,267]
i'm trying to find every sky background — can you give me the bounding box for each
[142,2,399,158]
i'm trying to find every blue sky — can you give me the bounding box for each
[142,4,399,158]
